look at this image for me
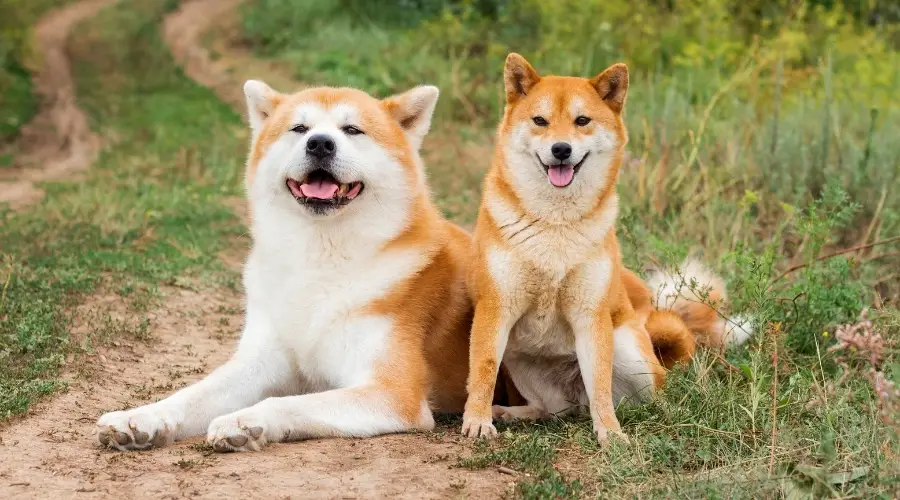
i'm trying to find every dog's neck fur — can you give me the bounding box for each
[484,164,619,274]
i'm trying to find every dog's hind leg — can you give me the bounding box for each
[492,404,549,421]
[493,353,582,422]
[206,384,432,452]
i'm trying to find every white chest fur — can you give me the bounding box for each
[485,194,618,358]
[243,217,425,392]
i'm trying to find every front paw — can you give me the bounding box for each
[594,425,629,445]
[461,413,497,439]
[207,409,269,452]
[95,405,177,451]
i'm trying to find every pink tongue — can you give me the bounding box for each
[300,179,339,199]
[548,165,575,187]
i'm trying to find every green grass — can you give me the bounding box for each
[0,0,245,419]
[235,0,899,496]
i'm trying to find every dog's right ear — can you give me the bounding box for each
[243,80,283,133]
[504,53,540,104]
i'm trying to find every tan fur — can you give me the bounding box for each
[460,54,739,442]
[462,54,643,441]
[462,57,748,443]
[645,260,734,349]
[462,54,747,443]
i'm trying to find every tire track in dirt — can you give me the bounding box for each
[0,1,511,498]
[0,0,117,211]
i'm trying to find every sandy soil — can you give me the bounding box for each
[0,0,116,210]
[0,286,511,499]
[0,1,513,498]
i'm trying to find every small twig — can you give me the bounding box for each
[768,323,781,476]
[10,482,30,487]
[497,466,518,476]
[772,235,900,282]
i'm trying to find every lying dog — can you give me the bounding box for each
[462,54,752,442]
[96,82,479,451]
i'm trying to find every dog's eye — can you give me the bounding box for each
[291,124,309,134]
[574,116,591,126]
[342,125,364,136]
[532,116,548,127]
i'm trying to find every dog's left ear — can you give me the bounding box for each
[382,85,439,151]
[590,63,629,114]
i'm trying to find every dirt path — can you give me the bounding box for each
[0,0,117,210]
[0,284,508,499]
[0,1,511,498]
[162,0,300,109]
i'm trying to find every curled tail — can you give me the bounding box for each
[645,259,754,350]
[625,260,754,369]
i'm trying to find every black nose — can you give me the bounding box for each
[551,142,572,161]
[306,134,336,159]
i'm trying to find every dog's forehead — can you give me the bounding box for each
[282,88,383,124]
[292,102,360,124]
[527,77,602,116]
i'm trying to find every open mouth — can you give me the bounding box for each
[537,152,590,188]
[286,169,363,211]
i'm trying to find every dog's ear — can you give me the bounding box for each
[381,85,439,151]
[590,63,629,114]
[504,53,540,104]
[243,80,284,133]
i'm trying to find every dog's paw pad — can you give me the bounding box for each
[95,407,174,451]
[207,415,267,453]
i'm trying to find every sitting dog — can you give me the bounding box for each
[461,54,751,442]
[96,82,480,451]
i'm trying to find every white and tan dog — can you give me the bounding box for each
[95,82,479,451]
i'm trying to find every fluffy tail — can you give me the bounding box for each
[645,259,755,350]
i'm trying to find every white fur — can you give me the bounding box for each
[244,79,277,136]
[722,314,755,346]
[96,83,440,452]
[610,326,657,404]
